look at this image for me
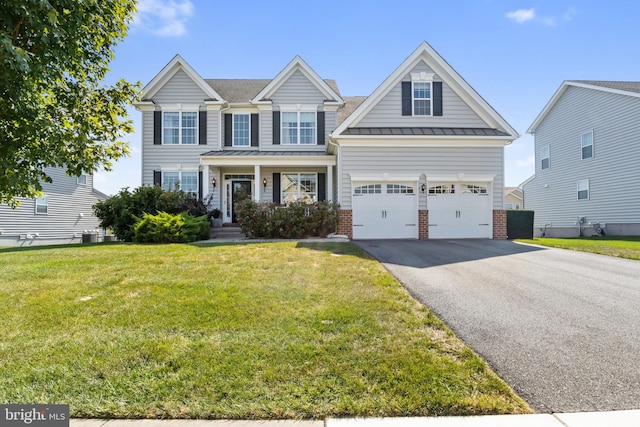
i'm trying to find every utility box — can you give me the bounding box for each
[82,233,98,243]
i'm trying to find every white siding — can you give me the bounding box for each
[153,69,209,104]
[524,86,640,230]
[0,168,104,246]
[338,145,504,210]
[355,60,487,128]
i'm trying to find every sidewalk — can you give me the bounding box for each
[71,409,640,427]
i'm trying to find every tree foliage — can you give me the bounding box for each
[0,0,139,206]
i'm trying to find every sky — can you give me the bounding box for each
[96,0,640,195]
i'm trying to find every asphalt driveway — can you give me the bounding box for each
[355,239,640,413]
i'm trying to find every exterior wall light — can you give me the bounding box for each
[263,178,268,190]
[211,178,217,188]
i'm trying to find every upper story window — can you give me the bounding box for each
[577,179,589,200]
[413,82,432,116]
[282,111,316,145]
[581,131,593,159]
[77,174,87,185]
[540,145,550,170]
[163,111,197,145]
[162,171,198,198]
[35,196,48,214]
[233,114,250,147]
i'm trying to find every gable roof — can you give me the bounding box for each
[206,78,340,104]
[140,54,223,102]
[251,56,343,105]
[528,80,640,134]
[332,41,519,139]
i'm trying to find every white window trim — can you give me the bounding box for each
[281,172,318,203]
[581,130,594,159]
[35,196,48,215]
[232,113,251,147]
[577,179,590,200]
[412,81,433,116]
[77,174,87,185]
[280,106,317,145]
[162,171,199,197]
[541,145,550,170]
[162,110,199,145]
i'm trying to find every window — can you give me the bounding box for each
[428,184,455,194]
[413,81,432,116]
[354,184,382,195]
[282,173,316,203]
[541,145,550,170]
[35,196,48,214]
[77,174,87,185]
[581,131,593,159]
[577,179,589,200]
[462,184,487,194]
[233,114,250,147]
[505,203,514,210]
[282,111,316,144]
[163,111,197,145]
[162,171,198,197]
[387,184,414,194]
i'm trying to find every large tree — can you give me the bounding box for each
[0,0,139,206]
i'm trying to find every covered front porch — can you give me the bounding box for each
[200,151,336,224]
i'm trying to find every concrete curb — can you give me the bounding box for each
[71,410,640,427]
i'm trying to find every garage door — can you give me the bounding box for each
[352,183,418,239]
[427,183,492,239]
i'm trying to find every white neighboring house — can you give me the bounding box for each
[135,42,518,239]
[0,167,107,246]
[524,81,640,237]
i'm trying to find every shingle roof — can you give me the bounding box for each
[206,79,341,103]
[341,127,511,137]
[570,80,640,94]
[338,96,368,125]
[201,150,331,157]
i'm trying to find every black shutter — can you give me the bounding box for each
[199,111,207,145]
[198,171,203,200]
[273,172,281,203]
[251,113,259,147]
[272,111,280,145]
[318,173,326,201]
[224,114,232,147]
[153,111,162,144]
[433,82,443,116]
[317,111,325,145]
[401,81,412,116]
[153,170,162,187]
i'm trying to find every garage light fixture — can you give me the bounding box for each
[421,184,426,193]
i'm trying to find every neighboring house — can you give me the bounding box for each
[524,80,640,237]
[135,42,518,239]
[504,187,523,210]
[0,167,107,246]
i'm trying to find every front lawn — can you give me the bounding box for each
[0,242,529,419]
[517,236,640,260]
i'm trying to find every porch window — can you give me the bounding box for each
[282,173,317,203]
[163,111,197,145]
[282,111,316,145]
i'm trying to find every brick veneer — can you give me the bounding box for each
[338,209,353,239]
[493,209,507,239]
[419,210,429,240]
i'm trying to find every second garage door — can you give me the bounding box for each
[427,183,492,239]
[352,183,418,239]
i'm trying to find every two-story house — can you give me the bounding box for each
[0,167,107,246]
[524,81,640,237]
[135,42,518,239]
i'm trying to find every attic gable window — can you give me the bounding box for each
[413,82,432,116]
[402,72,442,117]
[163,111,197,145]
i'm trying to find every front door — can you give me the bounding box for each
[232,180,252,223]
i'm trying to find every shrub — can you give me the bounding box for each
[236,199,338,239]
[133,211,211,243]
[93,186,212,242]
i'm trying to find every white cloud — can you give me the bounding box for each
[506,8,536,23]
[133,0,194,37]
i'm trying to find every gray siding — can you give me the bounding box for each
[0,168,104,246]
[152,69,209,104]
[524,86,640,230]
[356,60,487,128]
[270,70,327,105]
[339,145,504,210]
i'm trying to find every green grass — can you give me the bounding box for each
[517,236,640,260]
[0,242,530,419]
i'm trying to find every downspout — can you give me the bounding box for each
[329,138,340,205]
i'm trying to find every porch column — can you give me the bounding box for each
[202,166,210,199]
[327,165,333,202]
[254,164,261,202]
